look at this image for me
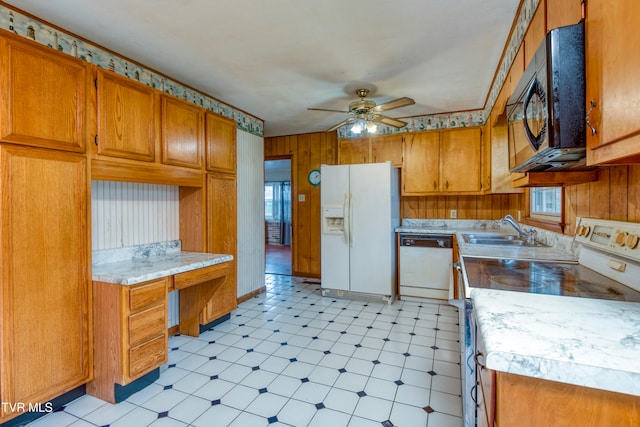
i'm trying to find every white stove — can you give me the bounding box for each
[574,217,640,292]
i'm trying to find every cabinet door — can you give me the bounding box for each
[401,132,439,195]
[523,1,546,68]
[96,69,157,161]
[547,0,583,30]
[440,128,483,192]
[0,145,90,420]
[161,96,204,169]
[205,112,236,173]
[370,134,402,166]
[585,0,640,165]
[202,173,237,324]
[0,35,88,152]
[338,137,369,164]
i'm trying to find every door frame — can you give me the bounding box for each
[264,155,295,273]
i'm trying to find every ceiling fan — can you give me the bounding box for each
[308,89,415,133]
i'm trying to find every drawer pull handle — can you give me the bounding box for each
[474,351,486,369]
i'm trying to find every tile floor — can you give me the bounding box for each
[28,275,463,427]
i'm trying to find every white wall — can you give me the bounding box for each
[91,181,179,250]
[237,130,266,297]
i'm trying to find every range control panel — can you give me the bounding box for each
[575,217,640,262]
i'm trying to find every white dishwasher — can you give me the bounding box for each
[399,234,453,300]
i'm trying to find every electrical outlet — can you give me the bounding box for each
[298,194,305,202]
[517,210,521,221]
[450,209,457,219]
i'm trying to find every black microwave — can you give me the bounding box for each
[507,22,586,173]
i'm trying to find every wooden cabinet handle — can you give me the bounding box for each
[433,181,437,190]
[446,180,449,190]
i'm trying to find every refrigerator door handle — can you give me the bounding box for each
[343,193,349,244]
[349,193,354,247]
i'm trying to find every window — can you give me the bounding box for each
[530,187,561,221]
[264,181,291,223]
[264,184,275,221]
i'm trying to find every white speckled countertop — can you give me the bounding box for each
[396,218,578,262]
[92,240,233,285]
[472,289,640,396]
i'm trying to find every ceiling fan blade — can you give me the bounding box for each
[327,117,356,132]
[307,107,350,113]
[371,97,415,113]
[371,114,408,129]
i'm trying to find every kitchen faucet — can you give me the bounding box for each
[498,214,537,244]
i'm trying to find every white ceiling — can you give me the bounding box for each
[7,0,521,137]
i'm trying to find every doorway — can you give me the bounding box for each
[264,159,292,275]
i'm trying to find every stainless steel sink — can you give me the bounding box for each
[462,233,545,247]
[463,233,519,240]
[465,238,526,246]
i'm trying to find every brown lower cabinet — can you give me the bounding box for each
[201,173,238,325]
[476,331,640,427]
[88,278,168,403]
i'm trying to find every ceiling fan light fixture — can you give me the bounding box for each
[351,119,365,134]
[309,88,414,133]
[366,121,377,134]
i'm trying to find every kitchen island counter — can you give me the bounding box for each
[472,288,640,397]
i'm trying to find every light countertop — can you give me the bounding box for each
[397,219,639,396]
[92,241,233,285]
[472,288,640,396]
[396,219,577,263]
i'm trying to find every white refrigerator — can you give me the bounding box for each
[320,162,399,301]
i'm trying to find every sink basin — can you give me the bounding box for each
[462,233,545,247]
[465,238,526,246]
[463,233,519,240]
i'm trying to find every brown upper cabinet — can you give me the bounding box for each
[440,128,483,192]
[585,0,640,165]
[0,32,89,153]
[205,112,236,174]
[161,95,204,169]
[338,134,402,166]
[546,0,583,30]
[402,128,483,195]
[402,132,440,193]
[371,134,403,166]
[338,137,370,164]
[96,69,157,162]
[524,1,546,68]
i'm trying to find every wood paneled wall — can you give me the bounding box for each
[564,165,640,234]
[264,132,337,277]
[401,193,525,220]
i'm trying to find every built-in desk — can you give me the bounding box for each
[88,241,233,403]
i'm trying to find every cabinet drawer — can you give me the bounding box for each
[129,279,166,311]
[173,263,229,290]
[129,305,166,347]
[129,335,167,379]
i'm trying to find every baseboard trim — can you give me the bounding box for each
[237,286,266,304]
